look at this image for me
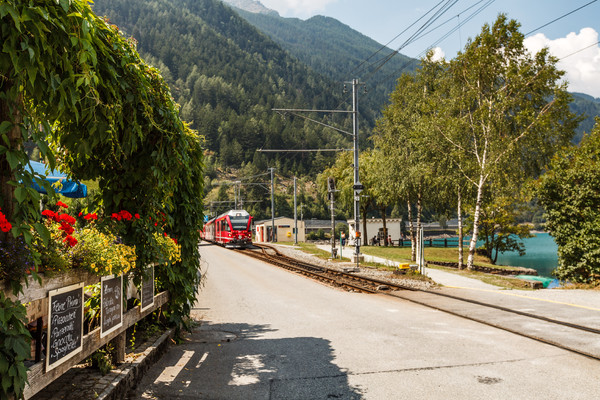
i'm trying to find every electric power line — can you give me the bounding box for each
[525,0,598,36]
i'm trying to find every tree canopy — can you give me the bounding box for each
[537,119,600,283]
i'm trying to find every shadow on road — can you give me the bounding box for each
[130,321,364,399]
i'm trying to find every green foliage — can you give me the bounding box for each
[307,229,326,241]
[1,0,204,338]
[537,119,600,283]
[0,236,35,285]
[0,293,31,400]
[84,282,102,331]
[471,197,534,264]
[89,344,114,375]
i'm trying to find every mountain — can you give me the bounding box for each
[221,0,418,121]
[570,93,600,143]
[223,0,278,16]
[92,0,360,220]
[92,0,355,170]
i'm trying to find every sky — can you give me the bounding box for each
[258,0,600,97]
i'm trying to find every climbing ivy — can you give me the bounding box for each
[0,293,30,400]
[1,1,204,395]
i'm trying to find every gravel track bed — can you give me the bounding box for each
[268,244,437,291]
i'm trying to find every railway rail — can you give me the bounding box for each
[238,243,600,361]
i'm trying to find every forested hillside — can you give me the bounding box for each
[92,0,356,176]
[92,0,365,220]
[229,4,418,120]
[570,93,600,142]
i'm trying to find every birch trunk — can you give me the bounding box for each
[361,207,368,247]
[416,190,423,262]
[407,200,416,262]
[381,206,388,246]
[466,174,485,270]
[457,186,464,269]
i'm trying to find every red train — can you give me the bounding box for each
[201,209,253,248]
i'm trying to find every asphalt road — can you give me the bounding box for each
[129,244,600,399]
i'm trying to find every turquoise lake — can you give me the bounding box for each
[486,232,558,277]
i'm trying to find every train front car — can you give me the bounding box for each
[223,210,253,248]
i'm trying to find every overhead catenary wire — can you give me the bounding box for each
[331,0,466,113]
[374,0,598,89]
[354,0,461,80]
[372,0,495,86]
[345,0,450,79]
[525,0,598,36]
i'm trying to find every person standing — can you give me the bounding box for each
[341,231,346,247]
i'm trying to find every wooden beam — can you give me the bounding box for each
[23,291,169,399]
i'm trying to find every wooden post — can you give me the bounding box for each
[35,318,43,363]
[111,332,126,365]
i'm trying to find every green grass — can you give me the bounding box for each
[359,245,517,269]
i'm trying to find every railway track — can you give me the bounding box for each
[238,243,600,360]
[241,244,399,293]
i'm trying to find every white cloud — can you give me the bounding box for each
[524,28,600,98]
[260,0,337,17]
[430,47,445,62]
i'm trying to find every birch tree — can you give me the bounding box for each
[444,15,578,269]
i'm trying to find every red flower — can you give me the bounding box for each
[0,220,11,233]
[59,222,74,235]
[63,235,78,247]
[56,201,68,208]
[172,238,178,245]
[119,210,132,221]
[42,209,59,222]
[84,213,98,220]
[163,232,167,237]
[59,213,76,225]
[134,213,140,219]
[111,213,122,221]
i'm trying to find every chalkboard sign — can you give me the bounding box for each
[141,265,154,312]
[101,275,123,338]
[46,283,84,371]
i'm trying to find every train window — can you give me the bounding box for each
[230,215,249,230]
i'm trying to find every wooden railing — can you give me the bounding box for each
[2,270,169,399]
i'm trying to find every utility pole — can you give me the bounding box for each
[328,177,337,259]
[270,82,363,253]
[351,79,363,271]
[269,167,275,242]
[234,181,240,209]
[294,176,298,245]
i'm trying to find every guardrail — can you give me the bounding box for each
[392,238,470,248]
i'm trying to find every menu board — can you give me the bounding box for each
[101,275,123,338]
[46,283,84,371]
[140,265,154,312]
